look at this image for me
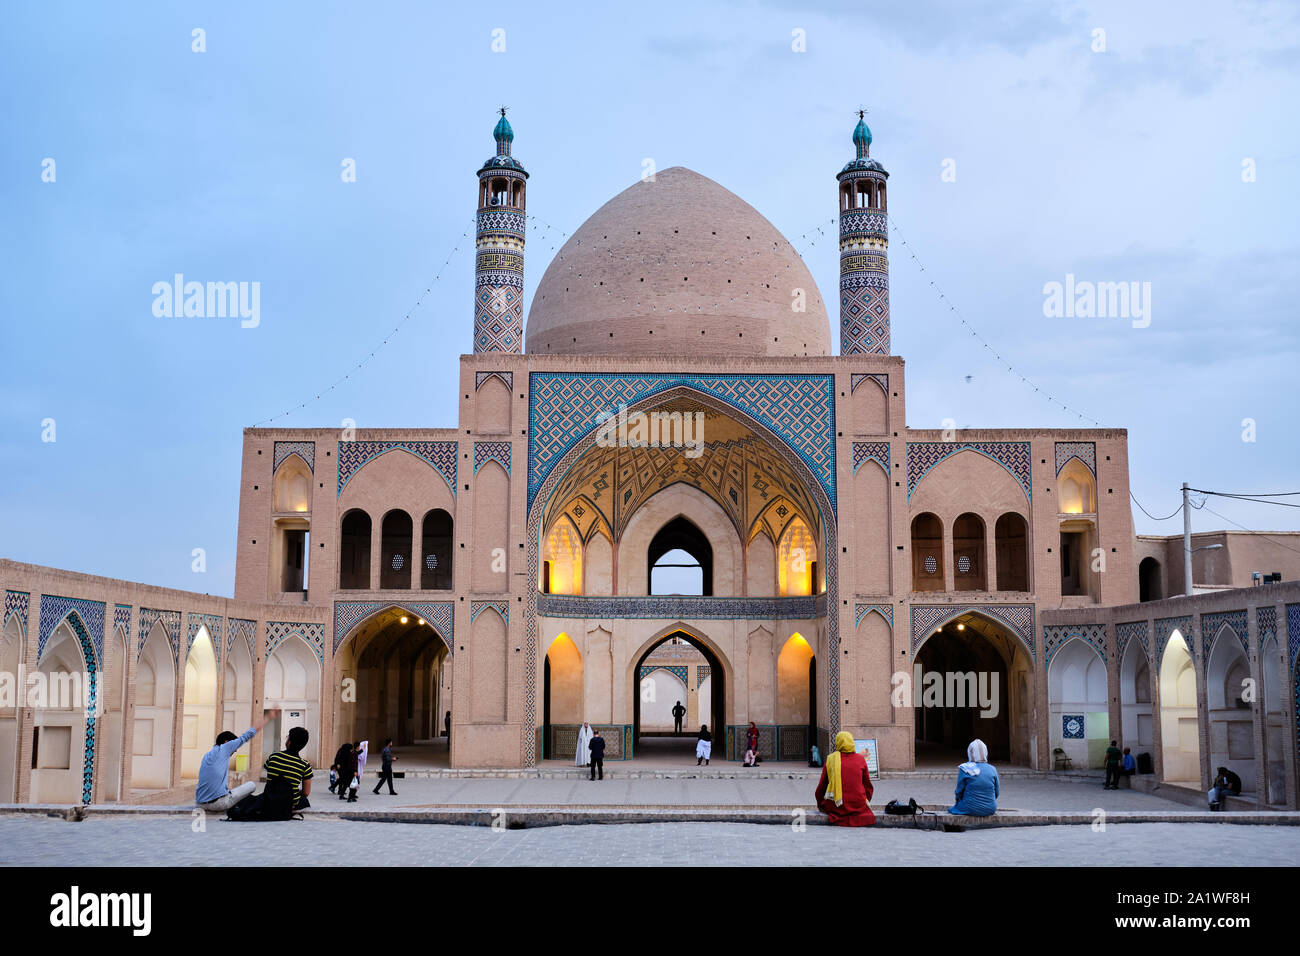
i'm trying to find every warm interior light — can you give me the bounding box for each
[957,623,966,631]
[400,616,409,625]
[418,618,425,625]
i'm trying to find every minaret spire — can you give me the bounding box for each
[837,109,890,355]
[474,110,528,353]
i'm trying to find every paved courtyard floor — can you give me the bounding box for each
[323,773,1192,812]
[0,818,1295,866]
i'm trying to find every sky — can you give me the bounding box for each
[2,0,1298,595]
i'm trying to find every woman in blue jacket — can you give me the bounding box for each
[948,739,999,816]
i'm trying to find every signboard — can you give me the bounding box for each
[854,738,879,776]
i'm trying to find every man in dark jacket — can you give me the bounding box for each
[372,737,398,795]
[1103,740,1123,789]
[588,728,605,781]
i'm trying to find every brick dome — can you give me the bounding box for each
[525,167,830,357]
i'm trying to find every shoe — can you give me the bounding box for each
[389,791,397,795]
[372,789,380,795]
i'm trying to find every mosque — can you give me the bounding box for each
[2,112,1298,810]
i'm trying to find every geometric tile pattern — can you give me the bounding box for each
[854,603,893,628]
[838,190,890,356]
[470,601,509,626]
[544,400,824,550]
[536,594,824,621]
[273,441,315,473]
[528,372,837,511]
[1043,623,1107,667]
[3,590,29,634]
[473,441,511,476]
[909,603,1036,661]
[332,601,454,654]
[1256,606,1277,646]
[265,621,326,666]
[50,609,99,804]
[1062,714,1085,740]
[523,382,843,765]
[849,373,888,395]
[1288,604,1300,668]
[1054,441,1096,477]
[907,442,1032,503]
[475,370,514,392]
[1201,609,1249,663]
[226,618,257,660]
[639,664,688,686]
[852,441,890,474]
[186,612,224,660]
[1155,615,1194,667]
[38,594,105,667]
[1116,620,1149,662]
[839,276,890,356]
[336,440,458,497]
[112,604,131,638]
[697,665,711,682]
[474,186,527,354]
[137,608,181,664]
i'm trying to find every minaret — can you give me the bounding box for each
[837,111,890,355]
[474,108,528,353]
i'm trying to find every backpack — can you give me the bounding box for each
[224,776,302,822]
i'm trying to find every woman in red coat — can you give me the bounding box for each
[815,731,875,826]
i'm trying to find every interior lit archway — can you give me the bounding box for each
[632,629,727,763]
[913,612,1033,767]
[336,607,451,770]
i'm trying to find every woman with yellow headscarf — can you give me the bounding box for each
[814,731,875,826]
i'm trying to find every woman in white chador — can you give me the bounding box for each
[575,721,594,767]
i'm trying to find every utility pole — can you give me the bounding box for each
[1182,481,1193,596]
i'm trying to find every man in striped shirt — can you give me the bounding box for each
[263,726,314,811]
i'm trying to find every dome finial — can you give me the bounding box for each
[494,106,514,157]
[852,107,872,158]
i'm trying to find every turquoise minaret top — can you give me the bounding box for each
[852,111,872,157]
[494,110,514,156]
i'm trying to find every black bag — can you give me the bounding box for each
[884,798,919,815]
[224,776,301,822]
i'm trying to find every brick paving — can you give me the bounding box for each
[0,818,1295,866]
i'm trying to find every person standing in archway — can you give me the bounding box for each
[814,731,875,826]
[671,701,686,735]
[575,721,594,768]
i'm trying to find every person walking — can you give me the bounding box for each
[588,728,605,780]
[330,741,354,800]
[671,701,686,735]
[372,737,398,795]
[695,724,712,766]
[333,741,358,802]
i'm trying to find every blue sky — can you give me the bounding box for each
[2,1,1297,594]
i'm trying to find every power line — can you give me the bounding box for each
[1130,491,1183,522]
[1190,488,1300,508]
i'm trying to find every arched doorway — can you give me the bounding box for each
[180,627,218,780]
[31,618,94,804]
[1119,636,1154,757]
[1158,630,1199,784]
[913,612,1033,766]
[633,630,726,762]
[263,635,321,766]
[132,622,175,790]
[0,614,23,801]
[1047,638,1108,768]
[1206,627,1253,793]
[1138,557,1162,602]
[336,607,451,769]
[542,633,583,759]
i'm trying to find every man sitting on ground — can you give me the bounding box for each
[195,709,278,813]
[264,727,314,813]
